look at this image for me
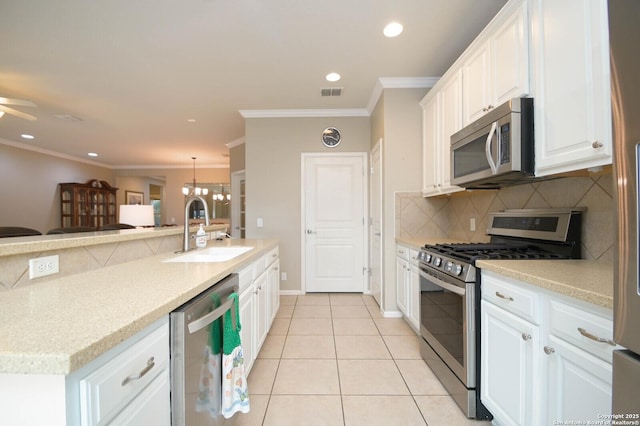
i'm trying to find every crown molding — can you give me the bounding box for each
[239,108,370,118]
[0,137,113,169]
[225,137,245,148]
[366,76,440,113]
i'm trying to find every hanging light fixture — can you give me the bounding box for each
[182,157,208,196]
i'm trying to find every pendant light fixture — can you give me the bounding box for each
[182,157,208,196]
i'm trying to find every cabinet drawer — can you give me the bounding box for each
[409,248,420,265]
[482,272,541,324]
[79,321,170,426]
[549,299,616,363]
[237,263,255,293]
[396,245,410,260]
[267,246,279,265]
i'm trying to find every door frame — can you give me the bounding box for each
[369,140,383,304]
[300,152,369,294]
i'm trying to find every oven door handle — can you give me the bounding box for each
[485,121,498,174]
[419,268,466,296]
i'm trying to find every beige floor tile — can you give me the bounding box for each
[292,305,331,319]
[231,394,269,426]
[331,305,372,319]
[279,295,297,306]
[257,334,286,359]
[374,318,416,335]
[383,335,422,359]
[366,304,384,319]
[296,293,330,305]
[281,335,336,358]
[338,359,409,395]
[361,294,379,307]
[335,335,391,359]
[330,293,365,305]
[414,395,492,426]
[333,318,379,335]
[275,305,294,319]
[263,395,343,426]
[288,318,333,335]
[268,318,290,335]
[342,395,426,426]
[247,359,279,394]
[396,360,448,395]
[272,359,340,395]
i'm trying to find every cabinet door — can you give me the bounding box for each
[438,70,463,193]
[481,300,540,426]
[109,369,170,426]
[254,271,268,354]
[408,263,420,332]
[531,0,612,176]
[421,94,439,196]
[463,41,492,125]
[239,285,255,374]
[491,0,530,105]
[267,258,280,325]
[544,335,613,424]
[396,256,408,315]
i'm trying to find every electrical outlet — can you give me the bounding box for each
[281,272,287,281]
[257,218,263,228]
[470,218,476,232]
[29,255,60,279]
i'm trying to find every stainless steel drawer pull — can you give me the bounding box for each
[521,333,532,341]
[577,327,616,346]
[495,291,514,301]
[543,346,555,355]
[122,357,155,386]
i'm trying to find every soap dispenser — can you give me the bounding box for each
[195,224,207,248]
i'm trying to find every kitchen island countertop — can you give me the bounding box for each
[476,259,613,310]
[0,238,278,375]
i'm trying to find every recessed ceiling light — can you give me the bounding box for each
[187,119,196,123]
[21,134,35,139]
[383,22,403,37]
[88,152,98,157]
[326,72,341,82]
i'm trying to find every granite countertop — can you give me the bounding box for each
[0,238,278,375]
[0,224,228,257]
[476,259,613,310]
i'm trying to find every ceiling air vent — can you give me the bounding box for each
[321,87,343,97]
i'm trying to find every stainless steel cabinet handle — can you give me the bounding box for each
[495,291,514,301]
[577,327,616,346]
[521,333,532,341]
[543,346,555,355]
[306,229,315,234]
[591,141,603,149]
[122,357,155,386]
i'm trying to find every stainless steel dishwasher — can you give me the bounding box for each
[170,273,239,426]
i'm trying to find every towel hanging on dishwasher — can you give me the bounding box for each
[221,293,250,418]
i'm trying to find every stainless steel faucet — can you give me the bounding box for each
[183,195,210,252]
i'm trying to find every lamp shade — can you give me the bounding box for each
[119,205,155,227]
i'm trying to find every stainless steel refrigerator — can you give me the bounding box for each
[611,0,640,414]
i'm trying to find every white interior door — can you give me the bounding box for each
[230,170,245,238]
[303,153,366,293]
[370,142,383,304]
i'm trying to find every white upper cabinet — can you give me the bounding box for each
[530,0,612,176]
[463,0,530,125]
[421,70,464,197]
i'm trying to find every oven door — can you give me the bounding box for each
[419,266,476,387]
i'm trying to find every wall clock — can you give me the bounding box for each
[322,127,341,148]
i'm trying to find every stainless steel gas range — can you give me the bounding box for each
[416,208,583,419]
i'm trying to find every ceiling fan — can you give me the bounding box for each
[0,97,37,121]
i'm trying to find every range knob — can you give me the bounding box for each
[454,264,464,276]
[445,261,453,272]
[425,253,432,263]
[434,257,442,267]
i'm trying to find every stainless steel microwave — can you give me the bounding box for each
[450,98,534,188]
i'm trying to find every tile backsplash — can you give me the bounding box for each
[396,172,613,264]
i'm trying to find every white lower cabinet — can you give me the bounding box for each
[481,270,617,425]
[237,246,280,375]
[396,244,420,333]
[72,317,171,426]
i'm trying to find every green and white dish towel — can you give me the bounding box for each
[221,293,250,418]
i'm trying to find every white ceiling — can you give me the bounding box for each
[0,0,507,168]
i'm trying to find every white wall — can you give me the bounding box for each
[245,116,371,293]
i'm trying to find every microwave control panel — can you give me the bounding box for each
[499,122,511,164]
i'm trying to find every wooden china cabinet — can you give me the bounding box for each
[59,179,118,228]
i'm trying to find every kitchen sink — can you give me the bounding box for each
[164,246,253,263]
